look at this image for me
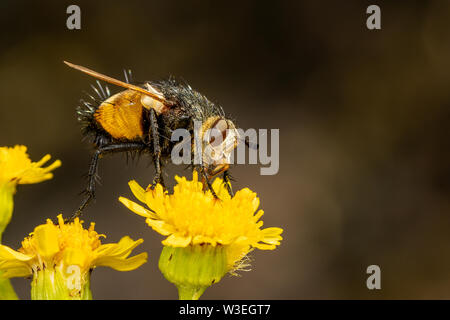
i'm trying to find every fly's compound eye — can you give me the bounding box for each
[209,119,228,147]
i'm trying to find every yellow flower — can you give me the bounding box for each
[119,172,283,299]
[0,145,61,299]
[0,145,61,187]
[0,145,61,237]
[0,215,148,299]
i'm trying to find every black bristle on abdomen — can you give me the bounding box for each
[76,82,112,144]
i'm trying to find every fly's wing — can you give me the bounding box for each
[64,61,169,109]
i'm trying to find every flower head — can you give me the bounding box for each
[0,145,61,239]
[0,215,147,299]
[0,145,61,187]
[0,145,61,299]
[120,172,282,272]
[119,172,282,299]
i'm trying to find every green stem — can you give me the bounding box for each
[0,183,18,300]
[0,275,18,300]
[0,183,15,240]
[178,285,206,300]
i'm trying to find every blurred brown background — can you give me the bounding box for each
[1,0,449,299]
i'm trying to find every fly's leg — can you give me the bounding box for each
[198,167,219,199]
[222,170,234,197]
[68,142,147,222]
[149,108,165,189]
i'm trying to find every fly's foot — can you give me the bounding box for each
[150,175,165,190]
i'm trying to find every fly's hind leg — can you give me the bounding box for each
[68,142,147,222]
[149,108,165,189]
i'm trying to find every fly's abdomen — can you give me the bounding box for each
[94,90,145,140]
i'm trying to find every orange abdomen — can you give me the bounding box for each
[94,90,145,140]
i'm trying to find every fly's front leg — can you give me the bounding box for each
[149,108,165,189]
[222,170,234,197]
[198,166,219,199]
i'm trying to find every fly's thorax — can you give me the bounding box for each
[140,83,168,115]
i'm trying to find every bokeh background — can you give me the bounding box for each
[0,0,449,299]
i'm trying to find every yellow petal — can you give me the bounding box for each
[0,259,31,271]
[145,218,175,236]
[119,197,156,219]
[33,224,60,259]
[18,158,61,184]
[63,248,89,269]
[95,237,143,260]
[212,178,232,201]
[144,184,166,213]
[42,159,62,173]
[33,154,51,167]
[253,243,277,250]
[95,252,148,271]
[0,245,33,278]
[162,234,192,247]
[253,209,264,222]
[0,245,33,262]
[192,234,217,246]
[128,180,147,203]
[262,227,284,240]
[1,266,32,278]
